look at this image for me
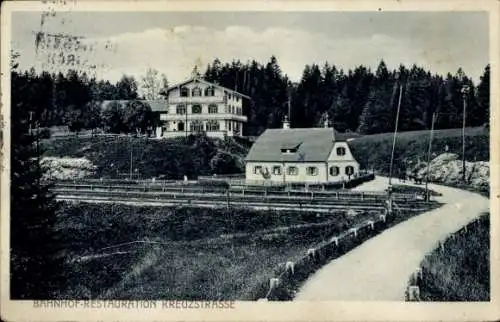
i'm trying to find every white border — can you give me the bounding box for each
[1,1,499,321]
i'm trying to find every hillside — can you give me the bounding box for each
[41,126,489,184]
[417,214,490,301]
[42,134,251,180]
[349,126,489,176]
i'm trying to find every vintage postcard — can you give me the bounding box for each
[1,0,499,321]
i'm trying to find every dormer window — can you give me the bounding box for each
[280,148,298,154]
[281,142,301,154]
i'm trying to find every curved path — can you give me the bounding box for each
[295,176,489,301]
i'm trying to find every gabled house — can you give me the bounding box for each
[245,121,360,183]
[158,73,250,139]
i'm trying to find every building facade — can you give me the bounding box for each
[245,124,360,184]
[158,75,249,139]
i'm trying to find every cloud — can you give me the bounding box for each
[84,25,408,84]
[18,22,487,86]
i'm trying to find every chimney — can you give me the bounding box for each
[283,115,290,129]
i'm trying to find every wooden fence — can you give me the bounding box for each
[253,211,396,301]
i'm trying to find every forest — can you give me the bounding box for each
[11,56,490,137]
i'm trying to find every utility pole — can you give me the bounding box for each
[461,85,470,183]
[129,142,133,180]
[185,105,188,139]
[425,112,437,202]
[388,79,403,187]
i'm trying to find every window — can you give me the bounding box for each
[231,106,235,114]
[177,121,185,131]
[306,167,318,176]
[345,166,355,176]
[237,107,241,115]
[287,166,298,176]
[228,93,232,100]
[329,166,340,176]
[272,166,282,175]
[205,86,215,96]
[228,121,232,131]
[208,104,218,114]
[180,87,189,97]
[190,120,203,132]
[192,87,202,97]
[206,120,219,131]
[337,147,346,156]
[191,104,202,114]
[236,96,240,102]
[234,122,241,133]
[176,104,186,115]
[254,165,262,174]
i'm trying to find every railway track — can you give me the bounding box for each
[53,187,438,212]
[53,182,426,202]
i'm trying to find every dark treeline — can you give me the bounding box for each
[204,57,490,136]
[12,67,158,135]
[12,56,490,137]
[12,67,139,128]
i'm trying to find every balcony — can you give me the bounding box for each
[162,113,248,123]
[167,96,226,104]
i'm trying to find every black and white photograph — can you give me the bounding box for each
[1,1,499,321]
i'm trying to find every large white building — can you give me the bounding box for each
[157,74,250,139]
[245,120,360,184]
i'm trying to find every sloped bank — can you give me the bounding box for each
[250,203,441,301]
[406,213,489,301]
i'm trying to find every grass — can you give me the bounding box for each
[349,126,489,175]
[42,134,247,180]
[53,202,376,300]
[416,213,490,301]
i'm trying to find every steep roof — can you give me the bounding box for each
[165,76,251,99]
[245,128,341,162]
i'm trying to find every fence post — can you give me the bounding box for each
[330,237,339,247]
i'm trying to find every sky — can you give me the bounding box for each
[11,11,489,86]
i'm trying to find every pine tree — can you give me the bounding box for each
[10,67,63,299]
[476,65,490,126]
